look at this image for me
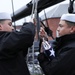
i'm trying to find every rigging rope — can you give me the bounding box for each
[30,0,39,75]
[11,0,16,30]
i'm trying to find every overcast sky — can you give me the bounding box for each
[0,0,31,25]
[0,0,69,25]
[0,0,31,14]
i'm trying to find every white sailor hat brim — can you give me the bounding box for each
[0,12,11,20]
[61,13,75,23]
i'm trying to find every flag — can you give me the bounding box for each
[42,38,55,60]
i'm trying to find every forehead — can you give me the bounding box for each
[2,20,12,24]
[0,19,12,25]
[59,20,67,26]
[4,20,12,22]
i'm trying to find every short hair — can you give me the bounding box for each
[65,20,75,27]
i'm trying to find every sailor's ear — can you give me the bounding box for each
[70,26,75,33]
